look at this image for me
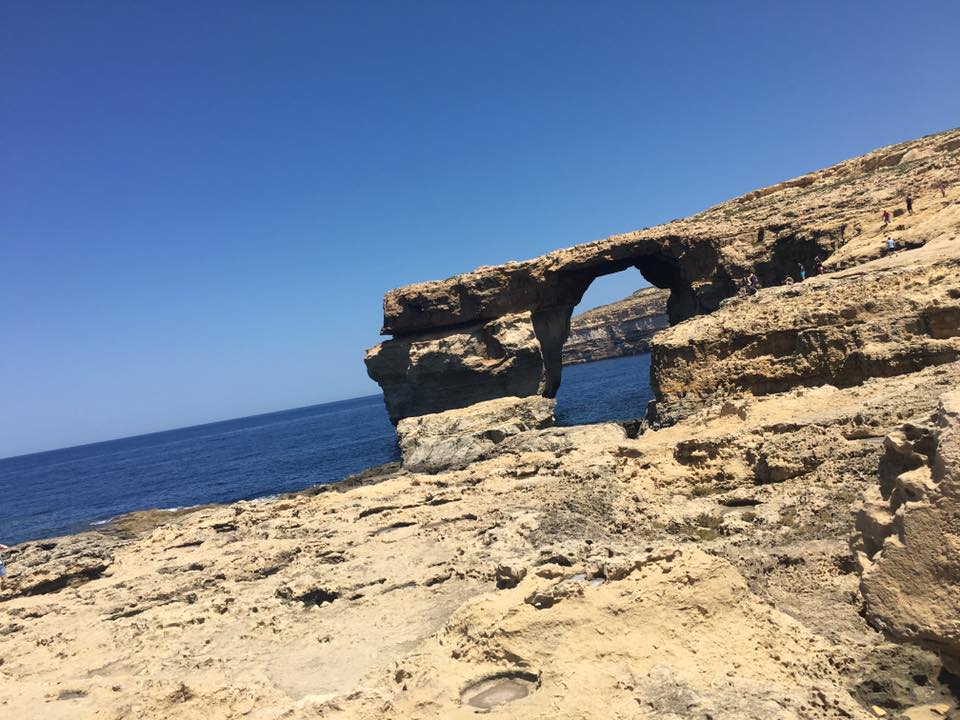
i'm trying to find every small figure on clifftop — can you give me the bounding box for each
[884,237,896,254]
[0,544,8,586]
[939,181,947,198]
[797,261,807,281]
[882,209,891,226]
[906,194,914,214]
[814,258,825,275]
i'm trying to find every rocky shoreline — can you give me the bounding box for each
[2,128,959,719]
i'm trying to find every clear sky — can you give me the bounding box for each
[2,1,958,458]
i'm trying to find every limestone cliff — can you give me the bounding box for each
[561,287,669,365]
[367,127,960,423]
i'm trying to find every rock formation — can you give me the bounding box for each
[648,246,960,425]
[854,391,960,675]
[561,287,669,365]
[367,128,960,424]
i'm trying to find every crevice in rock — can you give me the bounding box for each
[23,564,109,597]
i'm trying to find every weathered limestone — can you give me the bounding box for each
[396,396,555,473]
[365,312,548,423]
[366,128,960,424]
[648,254,960,425]
[562,287,669,365]
[855,391,960,674]
[7,362,960,718]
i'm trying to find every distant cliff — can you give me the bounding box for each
[562,287,669,365]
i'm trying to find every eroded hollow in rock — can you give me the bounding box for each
[460,671,540,710]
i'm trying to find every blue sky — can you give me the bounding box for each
[2,1,958,457]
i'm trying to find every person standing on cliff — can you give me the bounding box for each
[0,544,8,586]
[797,261,806,281]
[906,194,914,214]
[940,181,947,197]
[882,209,891,226]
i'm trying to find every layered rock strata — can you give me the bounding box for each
[561,287,669,365]
[366,128,960,423]
[648,238,960,425]
[854,391,960,675]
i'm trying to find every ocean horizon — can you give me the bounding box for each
[0,354,652,546]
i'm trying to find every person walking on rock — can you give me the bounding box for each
[797,261,806,281]
[906,194,914,214]
[939,181,947,198]
[0,544,8,586]
[882,209,891,226]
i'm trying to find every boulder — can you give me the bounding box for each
[396,396,555,473]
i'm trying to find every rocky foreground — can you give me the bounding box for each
[2,131,960,719]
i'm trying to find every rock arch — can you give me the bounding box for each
[365,127,959,425]
[365,234,741,424]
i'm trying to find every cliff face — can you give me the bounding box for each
[367,128,960,423]
[561,287,669,365]
[648,240,960,425]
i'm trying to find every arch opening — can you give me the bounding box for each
[550,269,668,427]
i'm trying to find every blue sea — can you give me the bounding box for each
[0,354,652,546]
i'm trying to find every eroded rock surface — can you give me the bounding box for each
[4,363,960,719]
[649,245,960,425]
[855,391,960,675]
[562,287,669,365]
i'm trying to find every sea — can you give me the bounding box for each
[0,353,652,546]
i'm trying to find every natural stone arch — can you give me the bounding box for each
[366,239,744,424]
